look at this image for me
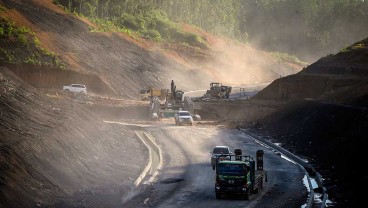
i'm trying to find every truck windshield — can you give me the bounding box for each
[217,163,247,175]
[213,148,229,154]
[179,112,190,116]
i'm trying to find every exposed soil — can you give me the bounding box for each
[1,0,367,207]
[0,67,147,207]
[1,0,303,97]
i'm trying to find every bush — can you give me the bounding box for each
[118,13,145,31]
[0,17,64,68]
[142,29,161,41]
[112,9,206,47]
[171,30,206,48]
[270,51,306,65]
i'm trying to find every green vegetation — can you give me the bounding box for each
[0,7,65,68]
[341,40,367,53]
[270,52,307,66]
[112,10,207,47]
[53,1,208,48]
[53,0,368,61]
[0,5,6,13]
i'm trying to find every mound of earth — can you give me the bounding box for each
[254,38,368,102]
[0,67,146,207]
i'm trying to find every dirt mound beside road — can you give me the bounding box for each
[254,100,368,207]
[0,67,146,207]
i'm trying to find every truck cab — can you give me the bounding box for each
[216,161,251,199]
[214,151,267,200]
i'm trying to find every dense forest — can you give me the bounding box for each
[55,0,368,62]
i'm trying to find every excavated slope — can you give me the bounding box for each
[1,0,302,97]
[0,67,146,207]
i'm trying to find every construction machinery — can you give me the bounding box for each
[149,80,195,119]
[163,80,194,116]
[203,82,232,99]
[139,88,169,101]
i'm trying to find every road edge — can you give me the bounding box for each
[143,132,163,183]
[240,129,319,208]
[133,131,163,187]
[134,131,153,187]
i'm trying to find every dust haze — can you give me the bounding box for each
[173,38,303,89]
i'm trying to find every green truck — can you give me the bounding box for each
[215,150,267,200]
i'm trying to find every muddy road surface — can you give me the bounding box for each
[117,120,308,208]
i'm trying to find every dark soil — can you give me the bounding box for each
[254,100,368,207]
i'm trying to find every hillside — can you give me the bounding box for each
[254,38,368,102]
[0,0,302,98]
[248,38,368,207]
[0,0,303,206]
[2,0,367,207]
[0,67,146,207]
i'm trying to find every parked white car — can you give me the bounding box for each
[174,110,193,126]
[62,84,87,93]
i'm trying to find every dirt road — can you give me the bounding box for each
[119,120,308,208]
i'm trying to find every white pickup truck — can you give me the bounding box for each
[62,84,87,93]
[174,110,193,126]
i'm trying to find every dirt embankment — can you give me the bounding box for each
[244,38,368,207]
[254,100,368,207]
[4,63,116,95]
[254,74,368,101]
[0,67,146,207]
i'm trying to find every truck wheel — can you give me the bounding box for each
[243,193,249,200]
[216,193,221,199]
[243,189,250,200]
